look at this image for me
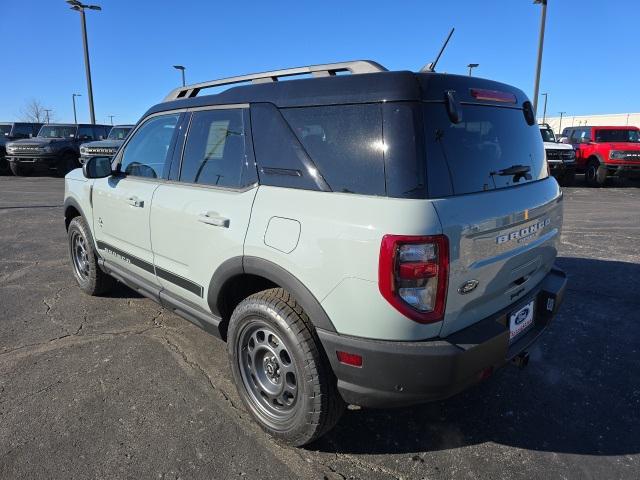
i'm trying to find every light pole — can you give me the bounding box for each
[72,93,82,124]
[541,92,548,124]
[107,115,115,125]
[467,63,479,76]
[173,65,186,86]
[558,111,566,134]
[66,0,101,125]
[44,109,52,124]
[532,0,547,116]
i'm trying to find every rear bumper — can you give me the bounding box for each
[318,267,567,408]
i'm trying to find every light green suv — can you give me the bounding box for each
[64,60,567,446]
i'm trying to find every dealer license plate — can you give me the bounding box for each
[509,300,535,343]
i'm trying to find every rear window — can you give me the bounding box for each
[281,104,385,195]
[594,129,640,143]
[423,103,547,196]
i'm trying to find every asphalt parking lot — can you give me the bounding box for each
[1,176,639,479]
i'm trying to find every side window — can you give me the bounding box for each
[77,126,95,141]
[281,104,385,195]
[120,114,180,179]
[179,109,246,188]
[94,126,108,139]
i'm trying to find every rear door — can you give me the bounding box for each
[422,98,562,337]
[149,106,258,312]
[92,112,182,288]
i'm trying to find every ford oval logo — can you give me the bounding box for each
[458,279,479,295]
[515,307,530,325]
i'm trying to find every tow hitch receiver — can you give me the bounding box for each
[512,351,530,369]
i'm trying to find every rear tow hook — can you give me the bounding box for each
[512,351,530,369]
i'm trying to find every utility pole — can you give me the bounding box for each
[72,93,82,124]
[67,1,101,124]
[43,109,52,124]
[532,0,547,116]
[558,111,566,134]
[541,92,548,124]
[107,115,115,125]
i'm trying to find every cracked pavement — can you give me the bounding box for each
[1,176,639,479]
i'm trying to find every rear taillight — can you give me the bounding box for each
[378,235,449,324]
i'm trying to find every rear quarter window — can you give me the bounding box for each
[281,104,385,196]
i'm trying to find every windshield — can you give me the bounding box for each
[38,125,76,139]
[424,103,546,196]
[107,127,132,140]
[0,125,12,136]
[595,129,640,143]
[540,127,556,143]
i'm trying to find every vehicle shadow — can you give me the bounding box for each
[311,256,640,456]
[105,281,144,299]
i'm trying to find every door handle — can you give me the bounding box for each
[198,211,230,228]
[126,196,144,208]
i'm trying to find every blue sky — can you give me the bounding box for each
[1,0,637,124]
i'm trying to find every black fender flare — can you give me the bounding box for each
[63,196,89,230]
[207,256,336,332]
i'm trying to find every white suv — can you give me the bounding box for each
[64,61,567,446]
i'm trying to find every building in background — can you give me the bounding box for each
[541,113,640,135]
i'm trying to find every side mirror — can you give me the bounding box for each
[83,156,113,179]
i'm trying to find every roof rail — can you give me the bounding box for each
[163,60,388,102]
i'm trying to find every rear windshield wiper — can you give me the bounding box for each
[490,164,531,182]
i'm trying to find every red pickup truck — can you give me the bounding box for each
[561,126,640,186]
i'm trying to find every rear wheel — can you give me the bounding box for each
[585,158,607,187]
[68,216,115,295]
[227,288,344,446]
[9,162,31,176]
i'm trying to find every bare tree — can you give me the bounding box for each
[20,99,54,123]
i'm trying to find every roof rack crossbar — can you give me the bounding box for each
[163,60,387,102]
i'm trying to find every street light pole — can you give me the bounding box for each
[541,92,548,123]
[532,0,547,116]
[107,115,115,125]
[67,1,101,125]
[44,109,52,124]
[173,65,186,86]
[72,93,82,124]
[558,111,566,134]
[467,63,479,76]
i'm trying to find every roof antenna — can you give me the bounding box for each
[421,27,455,72]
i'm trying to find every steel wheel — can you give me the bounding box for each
[71,230,90,281]
[237,319,299,427]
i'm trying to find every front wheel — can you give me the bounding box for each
[557,170,575,187]
[57,153,78,177]
[585,159,607,187]
[9,162,31,176]
[227,288,344,446]
[68,216,115,295]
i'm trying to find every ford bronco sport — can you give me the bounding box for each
[539,124,575,186]
[6,122,111,176]
[79,124,134,165]
[64,60,567,446]
[561,125,640,186]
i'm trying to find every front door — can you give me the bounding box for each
[92,112,181,286]
[150,107,257,311]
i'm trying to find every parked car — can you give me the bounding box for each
[79,125,134,165]
[539,124,576,185]
[65,60,567,446]
[0,122,43,173]
[5,123,111,176]
[561,126,640,186]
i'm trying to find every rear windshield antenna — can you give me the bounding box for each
[421,28,455,72]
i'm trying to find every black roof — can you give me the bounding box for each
[39,123,112,128]
[144,71,529,118]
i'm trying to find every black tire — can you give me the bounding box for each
[227,288,344,446]
[67,216,115,295]
[585,158,607,187]
[557,170,575,187]
[57,152,78,177]
[9,162,31,176]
